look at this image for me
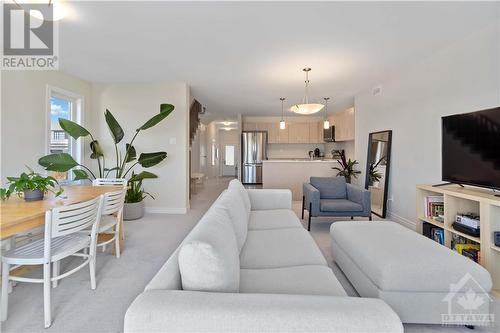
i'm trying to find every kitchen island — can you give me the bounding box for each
[262,159,340,200]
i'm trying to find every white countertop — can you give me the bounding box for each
[263,159,339,163]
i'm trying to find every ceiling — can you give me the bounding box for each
[57,1,498,120]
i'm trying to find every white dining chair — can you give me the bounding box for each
[92,178,127,188]
[1,195,103,328]
[94,189,126,258]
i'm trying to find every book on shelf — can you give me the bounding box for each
[432,228,445,245]
[424,195,444,219]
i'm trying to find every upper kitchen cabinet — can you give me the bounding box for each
[309,122,323,144]
[243,122,257,131]
[288,123,310,143]
[330,107,355,141]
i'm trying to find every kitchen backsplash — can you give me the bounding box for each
[267,141,355,160]
[267,144,326,159]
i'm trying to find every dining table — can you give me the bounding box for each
[1,185,123,240]
[1,185,125,281]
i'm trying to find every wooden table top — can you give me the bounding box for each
[0,185,122,239]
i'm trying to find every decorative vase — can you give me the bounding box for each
[24,189,44,202]
[123,201,145,220]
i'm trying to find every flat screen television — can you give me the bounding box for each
[442,107,500,190]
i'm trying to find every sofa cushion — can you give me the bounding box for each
[240,228,327,269]
[321,199,363,212]
[178,207,240,292]
[228,179,251,214]
[217,188,249,252]
[248,209,302,230]
[330,221,492,293]
[240,265,347,296]
[310,176,347,199]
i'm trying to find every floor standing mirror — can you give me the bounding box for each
[365,130,392,218]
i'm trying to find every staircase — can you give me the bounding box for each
[190,100,202,146]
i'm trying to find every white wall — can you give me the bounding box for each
[354,24,500,226]
[267,143,325,159]
[90,82,190,213]
[1,71,91,181]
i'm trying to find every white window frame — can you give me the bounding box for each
[45,85,84,181]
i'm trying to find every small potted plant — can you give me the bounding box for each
[123,171,156,220]
[1,166,63,201]
[332,151,361,183]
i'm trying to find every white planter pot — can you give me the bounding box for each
[123,201,145,220]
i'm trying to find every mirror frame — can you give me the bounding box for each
[364,130,392,218]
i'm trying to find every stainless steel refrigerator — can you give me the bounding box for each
[242,131,267,184]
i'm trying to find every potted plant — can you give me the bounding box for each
[38,104,174,219]
[123,171,156,220]
[332,151,361,183]
[1,166,63,201]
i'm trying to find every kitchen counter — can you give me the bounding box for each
[263,159,341,200]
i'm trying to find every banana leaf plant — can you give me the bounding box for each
[332,150,361,184]
[38,104,174,187]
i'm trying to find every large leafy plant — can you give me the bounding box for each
[332,150,361,184]
[38,104,174,190]
[1,166,63,200]
[368,156,385,186]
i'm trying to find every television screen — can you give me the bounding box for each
[442,107,500,190]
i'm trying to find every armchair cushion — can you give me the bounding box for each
[310,176,347,199]
[321,199,363,212]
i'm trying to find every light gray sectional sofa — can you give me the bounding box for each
[124,180,403,332]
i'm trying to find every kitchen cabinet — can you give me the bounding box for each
[329,107,355,141]
[288,123,309,143]
[309,122,324,143]
[243,122,257,131]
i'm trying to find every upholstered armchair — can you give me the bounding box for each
[302,176,371,231]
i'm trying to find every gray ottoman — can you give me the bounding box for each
[330,221,492,325]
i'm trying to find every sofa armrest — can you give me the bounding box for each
[346,184,371,213]
[247,189,292,210]
[125,290,403,333]
[303,183,320,216]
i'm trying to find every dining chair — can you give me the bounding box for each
[92,178,127,188]
[93,189,126,258]
[1,195,104,328]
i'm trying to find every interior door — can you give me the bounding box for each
[222,144,237,176]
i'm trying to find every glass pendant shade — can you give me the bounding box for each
[290,103,324,115]
[279,120,286,130]
[323,119,330,129]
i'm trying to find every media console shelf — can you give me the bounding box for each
[416,184,500,298]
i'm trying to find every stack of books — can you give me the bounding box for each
[451,234,481,263]
[424,195,444,222]
[432,229,445,245]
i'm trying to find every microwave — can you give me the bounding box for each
[323,126,335,142]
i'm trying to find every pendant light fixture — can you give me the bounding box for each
[290,68,324,115]
[279,97,286,130]
[323,97,330,129]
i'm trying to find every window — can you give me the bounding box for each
[47,87,83,182]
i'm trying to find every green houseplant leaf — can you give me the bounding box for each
[39,153,79,172]
[73,169,90,180]
[59,118,90,140]
[138,104,174,131]
[104,109,124,143]
[125,144,136,162]
[137,152,167,168]
[90,140,104,159]
[129,171,158,182]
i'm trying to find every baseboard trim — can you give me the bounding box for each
[388,211,416,230]
[145,207,188,214]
